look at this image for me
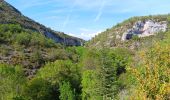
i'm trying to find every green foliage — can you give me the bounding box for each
[97,49,118,99]
[23,60,82,100]
[37,60,80,85]
[132,35,140,41]
[0,12,170,100]
[81,48,132,100]
[15,32,31,45]
[0,24,22,42]
[1,35,169,100]
[66,46,87,63]
[0,24,22,33]
[0,24,63,73]
[0,24,56,48]
[0,64,26,100]
[45,38,56,48]
[82,70,100,100]
[59,81,75,100]
[23,78,55,100]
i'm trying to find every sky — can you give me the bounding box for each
[5,0,170,40]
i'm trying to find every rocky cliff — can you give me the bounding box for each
[0,0,84,46]
[122,20,167,41]
[87,15,170,49]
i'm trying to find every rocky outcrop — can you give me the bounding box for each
[0,0,85,46]
[121,20,167,41]
[44,32,84,46]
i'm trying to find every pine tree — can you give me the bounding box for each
[96,49,118,100]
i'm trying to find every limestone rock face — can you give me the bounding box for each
[121,20,167,41]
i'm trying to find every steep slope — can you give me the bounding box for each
[0,23,84,78]
[0,0,85,78]
[0,0,84,46]
[87,14,170,49]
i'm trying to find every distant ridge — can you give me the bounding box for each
[87,14,170,49]
[0,0,85,46]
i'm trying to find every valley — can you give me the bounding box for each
[0,0,170,100]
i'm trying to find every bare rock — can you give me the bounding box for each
[121,20,167,41]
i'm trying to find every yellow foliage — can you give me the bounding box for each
[128,41,170,100]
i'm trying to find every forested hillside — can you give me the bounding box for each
[0,0,84,78]
[0,0,84,46]
[1,30,170,100]
[0,0,170,100]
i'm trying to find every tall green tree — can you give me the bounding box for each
[81,48,131,100]
[96,49,118,100]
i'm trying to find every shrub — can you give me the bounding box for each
[45,38,56,48]
[23,78,56,100]
[128,41,170,99]
[31,60,81,99]
[15,32,31,45]
[59,81,75,100]
[0,64,26,100]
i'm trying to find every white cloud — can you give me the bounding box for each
[68,28,102,40]
[68,32,100,40]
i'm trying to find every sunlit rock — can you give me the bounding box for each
[121,20,167,41]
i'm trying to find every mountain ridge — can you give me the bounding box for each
[0,0,85,46]
[86,14,170,49]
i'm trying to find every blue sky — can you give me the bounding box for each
[5,0,170,40]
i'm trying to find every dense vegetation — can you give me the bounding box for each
[0,1,170,99]
[128,35,170,99]
[0,46,133,100]
[0,24,71,78]
[0,22,169,99]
